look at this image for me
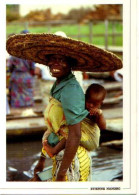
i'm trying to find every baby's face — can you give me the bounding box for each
[86,95,103,111]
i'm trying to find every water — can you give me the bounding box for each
[91,147,123,181]
[7,140,123,181]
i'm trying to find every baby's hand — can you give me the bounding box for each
[89,108,102,117]
[43,140,55,158]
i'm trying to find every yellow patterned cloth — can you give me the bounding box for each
[43,97,100,151]
[42,97,101,181]
[52,146,91,181]
[51,146,91,181]
[42,145,91,181]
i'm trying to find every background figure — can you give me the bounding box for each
[6,51,11,114]
[109,69,123,82]
[112,69,123,82]
[74,71,83,88]
[7,56,35,108]
[20,29,29,34]
[6,96,10,115]
[6,29,35,108]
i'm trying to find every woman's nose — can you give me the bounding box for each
[54,58,58,62]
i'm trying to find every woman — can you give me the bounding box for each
[31,83,106,182]
[6,33,122,181]
[7,30,35,108]
[44,54,90,181]
[7,56,35,108]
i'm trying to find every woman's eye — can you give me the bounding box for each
[48,62,52,66]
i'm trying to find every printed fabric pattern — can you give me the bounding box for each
[7,56,35,107]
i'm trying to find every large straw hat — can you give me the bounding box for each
[6,33,122,72]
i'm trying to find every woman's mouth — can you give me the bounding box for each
[51,68,61,73]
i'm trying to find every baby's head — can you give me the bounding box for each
[85,84,106,111]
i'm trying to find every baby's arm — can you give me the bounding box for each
[89,108,106,130]
[43,137,66,158]
[95,112,106,130]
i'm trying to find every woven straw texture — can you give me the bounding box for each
[6,33,122,72]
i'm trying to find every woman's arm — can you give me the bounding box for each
[56,122,81,181]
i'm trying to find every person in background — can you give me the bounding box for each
[109,69,123,82]
[7,30,35,108]
[6,51,11,115]
[6,96,10,115]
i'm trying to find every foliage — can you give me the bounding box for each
[63,6,93,22]
[6,5,20,22]
[6,21,123,46]
[7,5,122,23]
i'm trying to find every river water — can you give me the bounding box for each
[7,140,123,181]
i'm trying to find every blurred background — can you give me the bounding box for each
[6,4,123,182]
[6,4,122,50]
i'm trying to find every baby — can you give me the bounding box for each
[85,83,106,130]
[30,83,106,181]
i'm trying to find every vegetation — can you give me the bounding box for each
[6,5,20,22]
[6,4,122,46]
[6,21,122,46]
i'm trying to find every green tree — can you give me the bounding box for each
[6,5,20,22]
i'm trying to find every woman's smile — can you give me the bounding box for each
[51,68,61,73]
[49,65,62,75]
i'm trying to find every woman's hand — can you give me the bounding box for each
[43,140,55,158]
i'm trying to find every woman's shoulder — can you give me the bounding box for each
[62,83,84,99]
[64,78,83,92]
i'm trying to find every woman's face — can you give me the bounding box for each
[47,55,71,78]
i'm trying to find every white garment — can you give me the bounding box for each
[35,63,55,81]
[114,69,123,82]
[6,96,10,115]
[73,71,83,88]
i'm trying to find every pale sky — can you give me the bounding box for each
[20,4,93,16]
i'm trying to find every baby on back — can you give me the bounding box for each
[30,83,106,181]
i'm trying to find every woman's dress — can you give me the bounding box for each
[7,56,35,107]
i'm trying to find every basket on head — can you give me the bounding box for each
[6,33,122,72]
